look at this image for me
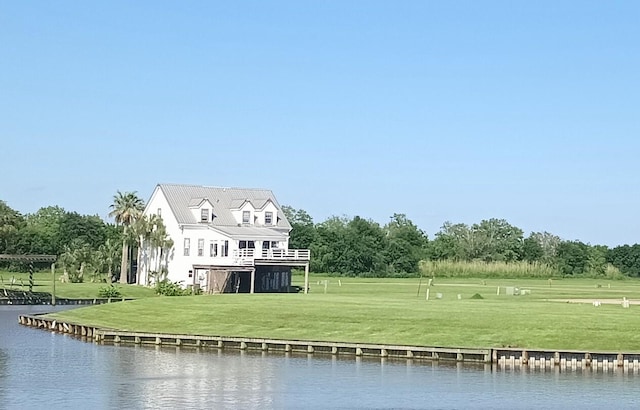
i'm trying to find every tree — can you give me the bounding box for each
[58,238,100,283]
[431,221,473,261]
[522,235,544,262]
[344,216,386,275]
[98,238,121,283]
[607,244,640,277]
[383,213,428,274]
[312,215,386,275]
[470,218,524,262]
[282,206,316,249]
[555,241,590,275]
[59,212,107,250]
[310,216,349,273]
[18,206,65,255]
[109,191,145,284]
[527,232,561,264]
[130,214,151,285]
[0,201,23,254]
[148,216,173,284]
[587,245,608,276]
[131,214,173,285]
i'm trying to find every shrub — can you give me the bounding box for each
[155,280,190,296]
[98,284,122,298]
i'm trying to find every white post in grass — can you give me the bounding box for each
[426,289,430,301]
[304,263,309,295]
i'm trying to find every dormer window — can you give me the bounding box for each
[265,212,273,225]
[242,210,250,224]
[201,208,209,222]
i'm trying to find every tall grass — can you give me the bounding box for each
[419,260,627,279]
[420,260,558,278]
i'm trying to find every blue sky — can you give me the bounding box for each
[1,1,639,246]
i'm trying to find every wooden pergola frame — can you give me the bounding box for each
[0,254,57,263]
[0,254,58,301]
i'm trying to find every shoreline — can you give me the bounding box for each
[1,297,131,306]
[18,313,640,372]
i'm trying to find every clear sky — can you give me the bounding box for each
[1,1,639,246]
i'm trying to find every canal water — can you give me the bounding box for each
[1,306,640,409]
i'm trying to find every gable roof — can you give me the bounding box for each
[157,183,292,229]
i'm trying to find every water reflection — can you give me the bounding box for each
[0,348,7,405]
[102,346,282,408]
[3,306,640,409]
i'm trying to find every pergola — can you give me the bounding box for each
[0,254,57,300]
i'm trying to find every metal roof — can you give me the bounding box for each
[157,183,292,230]
[211,226,288,240]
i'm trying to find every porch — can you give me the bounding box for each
[189,246,310,294]
[232,249,311,264]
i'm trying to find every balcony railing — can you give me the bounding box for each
[233,249,310,261]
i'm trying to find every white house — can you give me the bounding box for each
[137,183,310,293]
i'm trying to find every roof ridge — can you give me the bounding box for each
[158,183,273,192]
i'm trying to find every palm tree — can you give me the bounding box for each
[59,238,97,283]
[131,214,155,285]
[98,238,120,283]
[109,191,145,284]
[148,216,173,284]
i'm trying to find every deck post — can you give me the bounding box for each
[304,263,309,295]
[250,268,255,294]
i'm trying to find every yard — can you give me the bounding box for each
[42,275,640,352]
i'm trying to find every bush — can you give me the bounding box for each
[98,284,122,298]
[155,280,190,296]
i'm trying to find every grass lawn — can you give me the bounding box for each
[45,275,640,352]
[0,270,157,299]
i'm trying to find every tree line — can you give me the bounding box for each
[283,206,640,278]
[0,193,172,284]
[2,197,640,279]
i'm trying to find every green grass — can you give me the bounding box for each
[0,270,157,299]
[46,276,640,352]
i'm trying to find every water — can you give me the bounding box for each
[1,306,640,409]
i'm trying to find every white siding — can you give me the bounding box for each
[139,184,298,289]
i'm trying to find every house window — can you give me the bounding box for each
[242,211,250,224]
[157,208,162,217]
[201,209,209,222]
[271,241,279,248]
[239,241,255,249]
[223,240,229,257]
[198,239,204,256]
[265,212,273,225]
[183,238,190,256]
[262,241,270,249]
[211,242,218,257]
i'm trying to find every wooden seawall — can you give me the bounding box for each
[18,314,640,371]
[1,294,132,306]
[17,314,489,362]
